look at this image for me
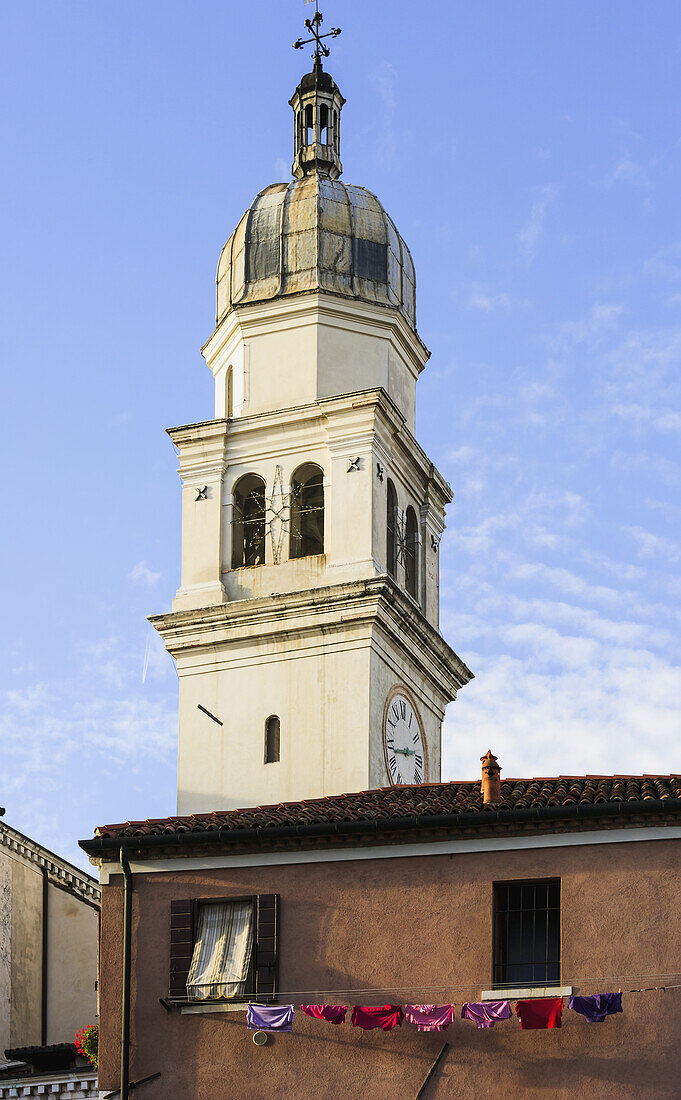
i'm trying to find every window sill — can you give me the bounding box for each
[180,1002,248,1015]
[480,985,573,1001]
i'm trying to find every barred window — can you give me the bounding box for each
[493,879,561,988]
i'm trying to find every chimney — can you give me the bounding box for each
[480,750,501,804]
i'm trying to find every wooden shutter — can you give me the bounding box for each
[254,894,279,1002]
[169,899,195,999]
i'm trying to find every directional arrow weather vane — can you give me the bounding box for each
[293,0,341,64]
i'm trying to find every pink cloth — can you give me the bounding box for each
[351,1004,403,1030]
[404,1004,456,1032]
[300,1004,347,1025]
[461,1000,512,1029]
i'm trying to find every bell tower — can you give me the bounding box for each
[151,19,473,815]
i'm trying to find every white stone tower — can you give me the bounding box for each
[151,55,473,815]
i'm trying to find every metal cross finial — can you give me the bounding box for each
[293,0,341,65]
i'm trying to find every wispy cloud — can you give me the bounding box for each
[517,185,556,261]
[129,560,161,586]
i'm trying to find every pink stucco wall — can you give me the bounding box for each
[98,836,681,1098]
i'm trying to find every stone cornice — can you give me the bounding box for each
[202,291,430,378]
[0,823,100,908]
[150,575,472,700]
[165,388,452,504]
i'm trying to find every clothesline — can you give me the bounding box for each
[253,974,681,1000]
[245,993,625,1033]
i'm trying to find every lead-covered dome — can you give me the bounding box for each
[216,176,417,331]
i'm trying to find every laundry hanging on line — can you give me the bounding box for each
[460,1001,512,1029]
[300,1004,347,1024]
[515,997,563,1030]
[568,993,623,1023]
[351,1004,404,1030]
[246,1003,295,1032]
[404,1004,456,1032]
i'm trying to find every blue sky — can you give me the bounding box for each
[1,1,680,868]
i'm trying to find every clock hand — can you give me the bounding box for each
[393,747,416,756]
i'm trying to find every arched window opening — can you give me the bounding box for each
[386,480,397,577]
[405,505,419,600]
[226,366,233,419]
[333,110,338,151]
[319,104,328,145]
[290,463,324,559]
[305,104,314,145]
[265,716,280,764]
[232,474,265,569]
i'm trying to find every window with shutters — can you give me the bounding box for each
[169,893,279,1003]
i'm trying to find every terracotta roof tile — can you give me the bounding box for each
[93,774,681,840]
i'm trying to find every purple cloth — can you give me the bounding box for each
[404,1004,456,1032]
[461,1000,512,1029]
[246,1003,294,1032]
[568,993,622,1023]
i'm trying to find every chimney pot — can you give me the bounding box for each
[481,750,501,804]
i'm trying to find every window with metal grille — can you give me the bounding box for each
[493,879,560,988]
[289,464,324,558]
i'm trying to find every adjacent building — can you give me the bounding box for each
[0,816,99,1097]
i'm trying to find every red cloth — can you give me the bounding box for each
[300,1004,347,1025]
[515,997,564,1029]
[351,1004,404,1030]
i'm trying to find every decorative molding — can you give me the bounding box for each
[0,823,100,907]
[96,825,681,883]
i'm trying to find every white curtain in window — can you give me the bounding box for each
[187,901,254,1000]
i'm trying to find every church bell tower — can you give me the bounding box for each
[151,21,473,814]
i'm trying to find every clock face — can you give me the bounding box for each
[384,692,424,785]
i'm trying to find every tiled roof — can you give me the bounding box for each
[94,775,681,840]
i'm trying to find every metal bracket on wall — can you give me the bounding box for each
[430,534,439,552]
[197,704,223,726]
[195,486,208,501]
[376,462,384,482]
[347,457,361,472]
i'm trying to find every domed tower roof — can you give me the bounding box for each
[216,57,417,333]
[216,176,416,331]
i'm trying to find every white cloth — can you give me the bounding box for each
[187,900,254,1000]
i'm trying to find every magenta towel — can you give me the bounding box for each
[300,1004,347,1024]
[404,1004,456,1032]
[351,1004,404,1030]
[461,1000,512,1029]
[246,1003,294,1032]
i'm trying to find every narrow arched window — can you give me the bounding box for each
[386,479,397,577]
[290,464,324,559]
[405,505,419,600]
[319,104,328,144]
[265,716,280,764]
[232,474,265,568]
[305,104,313,145]
[226,366,233,418]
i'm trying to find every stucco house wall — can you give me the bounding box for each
[0,825,99,1056]
[97,835,681,1099]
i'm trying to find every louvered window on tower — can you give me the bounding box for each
[405,505,419,600]
[232,474,266,568]
[493,879,561,988]
[386,479,397,577]
[289,464,324,558]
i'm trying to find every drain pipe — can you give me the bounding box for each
[120,846,133,1100]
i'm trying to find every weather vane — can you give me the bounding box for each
[293,0,341,65]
